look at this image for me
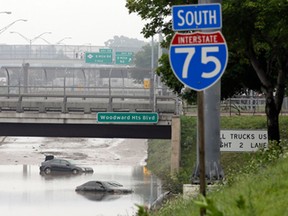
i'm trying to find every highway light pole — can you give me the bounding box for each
[56,37,72,45]
[150,35,155,112]
[0,19,27,35]
[32,32,52,43]
[10,31,52,57]
[0,11,12,14]
[10,31,52,45]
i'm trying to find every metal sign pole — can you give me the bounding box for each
[150,35,155,112]
[197,91,206,215]
[170,3,226,216]
[198,1,223,215]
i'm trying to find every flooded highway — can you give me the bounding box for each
[0,164,161,216]
[0,137,161,216]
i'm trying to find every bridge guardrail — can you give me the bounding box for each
[0,93,179,115]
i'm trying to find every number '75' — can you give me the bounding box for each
[175,47,221,79]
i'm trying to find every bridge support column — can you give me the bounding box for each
[22,63,29,94]
[171,115,181,174]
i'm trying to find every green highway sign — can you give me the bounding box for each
[99,48,113,53]
[116,51,134,65]
[85,51,112,64]
[97,112,158,123]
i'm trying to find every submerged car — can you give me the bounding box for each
[39,155,93,175]
[76,191,122,201]
[75,181,133,194]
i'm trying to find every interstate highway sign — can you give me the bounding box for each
[172,4,222,31]
[169,31,228,91]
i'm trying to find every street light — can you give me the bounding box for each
[32,32,52,43]
[38,37,51,45]
[0,11,12,14]
[10,31,51,45]
[0,19,27,35]
[10,31,51,58]
[56,37,72,45]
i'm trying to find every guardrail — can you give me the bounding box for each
[0,93,179,115]
[0,44,142,60]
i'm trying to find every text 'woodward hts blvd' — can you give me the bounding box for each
[97,112,159,123]
[220,130,268,152]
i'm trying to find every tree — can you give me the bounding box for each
[104,35,147,51]
[132,43,159,83]
[222,0,288,141]
[126,0,288,142]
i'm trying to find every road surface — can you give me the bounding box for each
[0,137,148,166]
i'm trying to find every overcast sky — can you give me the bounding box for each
[0,0,148,46]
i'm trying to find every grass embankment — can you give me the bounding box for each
[146,115,288,216]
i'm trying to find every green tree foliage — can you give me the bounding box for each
[104,35,147,49]
[135,43,159,69]
[126,0,199,102]
[157,53,197,103]
[222,0,288,141]
[126,0,288,141]
[131,43,159,83]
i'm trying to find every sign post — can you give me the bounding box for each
[170,2,226,213]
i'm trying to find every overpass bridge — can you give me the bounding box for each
[0,44,182,172]
[0,44,180,112]
[0,44,181,138]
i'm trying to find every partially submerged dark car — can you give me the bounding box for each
[39,155,93,175]
[75,181,133,194]
[76,191,122,202]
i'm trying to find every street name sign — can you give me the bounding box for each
[220,130,268,152]
[116,52,134,65]
[169,31,228,91]
[97,112,159,123]
[85,49,113,64]
[172,4,222,31]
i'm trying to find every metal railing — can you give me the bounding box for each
[0,44,142,60]
[0,93,178,114]
[183,96,288,116]
[0,84,179,114]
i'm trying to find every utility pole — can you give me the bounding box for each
[150,36,155,112]
[170,4,226,214]
[192,0,224,187]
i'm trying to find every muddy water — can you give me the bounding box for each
[0,165,161,216]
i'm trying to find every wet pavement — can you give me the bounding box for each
[0,164,161,216]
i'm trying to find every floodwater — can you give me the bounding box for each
[0,164,162,216]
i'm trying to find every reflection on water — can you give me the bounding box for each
[0,164,162,216]
[76,191,124,202]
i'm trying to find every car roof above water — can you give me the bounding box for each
[45,155,54,161]
[81,181,124,187]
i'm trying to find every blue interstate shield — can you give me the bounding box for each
[169,31,228,91]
